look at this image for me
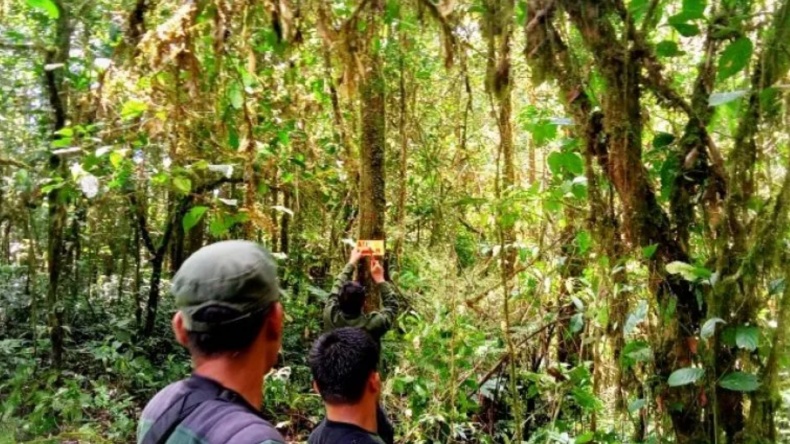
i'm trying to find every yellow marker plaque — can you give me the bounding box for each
[357,240,385,256]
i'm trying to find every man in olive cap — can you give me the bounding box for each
[137,240,286,444]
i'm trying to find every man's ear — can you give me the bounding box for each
[172,312,189,347]
[263,302,284,341]
[312,381,321,395]
[368,371,381,395]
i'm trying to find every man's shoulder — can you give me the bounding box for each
[140,379,191,419]
[185,399,284,443]
[138,379,284,444]
[308,420,383,444]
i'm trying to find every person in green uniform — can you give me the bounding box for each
[321,247,400,444]
[323,247,399,342]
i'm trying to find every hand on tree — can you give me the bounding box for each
[370,258,385,284]
[349,247,369,265]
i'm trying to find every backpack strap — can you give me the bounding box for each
[141,377,239,444]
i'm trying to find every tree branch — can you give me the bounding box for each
[0,157,32,169]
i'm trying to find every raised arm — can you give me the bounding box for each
[324,247,366,328]
[366,258,400,338]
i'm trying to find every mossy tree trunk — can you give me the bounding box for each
[357,1,386,307]
[45,0,72,370]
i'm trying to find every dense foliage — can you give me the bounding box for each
[1,0,790,442]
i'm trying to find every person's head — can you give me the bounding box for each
[339,281,366,316]
[170,240,284,372]
[309,327,381,406]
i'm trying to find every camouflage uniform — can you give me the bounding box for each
[323,263,399,341]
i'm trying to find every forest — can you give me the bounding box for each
[1,0,790,442]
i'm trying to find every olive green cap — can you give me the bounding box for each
[171,240,281,333]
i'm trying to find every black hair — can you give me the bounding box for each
[339,281,366,315]
[186,305,269,357]
[308,327,380,405]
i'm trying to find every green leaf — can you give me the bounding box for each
[667,367,704,387]
[735,326,759,351]
[682,0,706,19]
[656,40,684,57]
[719,372,760,392]
[622,340,653,367]
[183,206,208,232]
[575,431,594,444]
[27,0,59,18]
[548,152,584,176]
[769,278,785,296]
[642,244,658,259]
[570,387,600,411]
[700,317,726,340]
[624,300,648,336]
[229,85,243,110]
[528,120,558,146]
[173,176,192,195]
[564,152,584,175]
[671,22,701,37]
[515,0,528,26]
[628,0,650,21]
[628,398,647,413]
[55,127,73,137]
[717,37,753,81]
[121,99,148,120]
[709,90,749,106]
[575,230,591,254]
[653,132,676,149]
[570,313,584,334]
[666,261,711,281]
[109,151,124,168]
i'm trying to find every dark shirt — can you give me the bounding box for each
[137,375,284,444]
[323,263,400,341]
[308,419,386,444]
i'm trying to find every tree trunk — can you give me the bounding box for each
[394,30,409,263]
[357,2,386,307]
[280,189,291,254]
[143,254,164,337]
[44,0,71,369]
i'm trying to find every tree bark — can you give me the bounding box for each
[45,0,71,369]
[357,1,386,307]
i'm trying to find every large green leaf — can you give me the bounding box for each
[642,244,658,259]
[624,300,648,336]
[668,367,704,387]
[717,38,753,81]
[575,230,591,254]
[709,90,748,106]
[622,340,653,368]
[670,21,700,37]
[532,122,558,146]
[735,326,759,351]
[628,0,650,21]
[547,152,584,176]
[121,99,148,120]
[27,0,59,18]
[700,317,726,340]
[682,0,707,19]
[229,84,243,110]
[719,372,760,392]
[183,206,208,232]
[666,261,712,281]
[173,176,192,195]
[653,132,676,149]
[656,41,684,57]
